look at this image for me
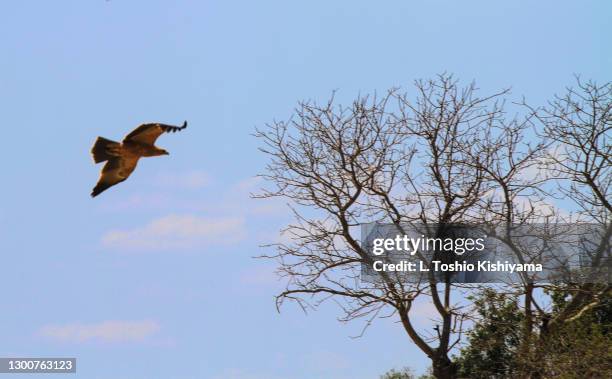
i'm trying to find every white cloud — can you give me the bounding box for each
[154,170,211,190]
[233,176,262,193]
[98,193,174,212]
[97,175,287,218]
[220,177,288,217]
[238,265,280,287]
[102,214,245,251]
[39,320,160,343]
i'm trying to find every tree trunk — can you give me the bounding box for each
[432,355,457,379]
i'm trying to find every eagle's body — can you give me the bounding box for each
[90,121,187,197]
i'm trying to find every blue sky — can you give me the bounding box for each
[0,1,609,378]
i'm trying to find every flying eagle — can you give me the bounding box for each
[90,121,187,197]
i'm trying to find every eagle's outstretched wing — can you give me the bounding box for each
[91,156,139,197]
[123,121,188,145]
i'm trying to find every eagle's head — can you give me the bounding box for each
[152,147,169,156]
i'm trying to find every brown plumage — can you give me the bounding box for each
[90,121,187,197]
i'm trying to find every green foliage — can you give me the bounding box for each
[534,294,612,378]
[537,315,611,378]
[454,288,612,379]
[380,367,434,379]
[380,367,416,379]
[455,289,524,378]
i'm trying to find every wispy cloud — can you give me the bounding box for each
[102,214,245,251]
[238,265,280,287]
[97,174,286,216]
[154,170,211,190]
[97,193,174,212]
[39,320,160,343]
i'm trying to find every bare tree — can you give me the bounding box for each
[537,78,611,220]
[461,78,611,376]
[255,75,610,378]
[256,74,532,378]
[523,79,611,373]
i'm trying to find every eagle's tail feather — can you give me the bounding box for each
[91,137,120,163]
